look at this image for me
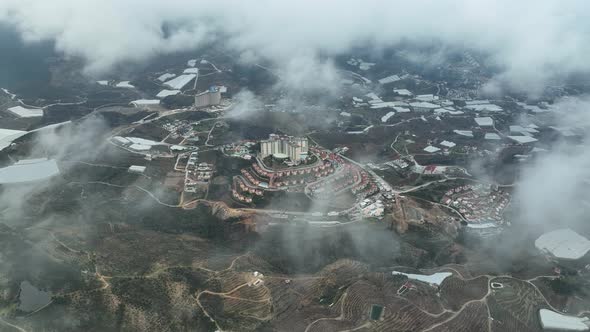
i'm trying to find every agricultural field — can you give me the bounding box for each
[487,277,547,332]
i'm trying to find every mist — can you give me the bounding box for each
[514,96,590,231]
[0,0,589,94]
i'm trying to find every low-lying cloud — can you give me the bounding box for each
[1,0,589,94]
[514,96,590,229]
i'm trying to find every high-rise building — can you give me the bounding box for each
[194,86,221,108]
[260,134,308,161]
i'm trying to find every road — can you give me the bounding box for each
[205,121,225,147]
[69,181,180,208]
[303,261,574,332]
[0,317,28,332]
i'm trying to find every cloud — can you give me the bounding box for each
[226,89,264,119]
[0,0,588,94]
[513,96,590,229]
[0,116,110,223]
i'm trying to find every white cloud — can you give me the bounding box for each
[0,0,588,92]
[514,96,590,228]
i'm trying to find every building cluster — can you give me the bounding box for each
[232,176,263,203]
[232,152,338,204]
[248,271,265,287]
[222,142,255,160]
[229,140,383,208]
[386,157,413,170]
[360,198,385,219]
[161,119,196,141]
[184,152,214,192]
[260,134,308,162]
[194,86,222,108]
[441,184,510,224]
[308,161,378,201]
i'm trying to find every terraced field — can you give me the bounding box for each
[429,302,488,332]
[440,275,489,310]
[373,304,454,331]
[487,277,546,332]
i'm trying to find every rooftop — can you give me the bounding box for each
[381,111,395,123]
[377,75,401,84]
[392,271,452,286]
[157,73,176,82]
[539,309,590,331]
[535,228,590,260]
[410,101,439,109]
[465,104,503,112]
[415,94,439,102]
[156,90,181,98]
[0,128,28,150]
[0,158,60,184]
[507,135,538,144]
[423,146,441,153]
[164,74,197,90]
[393,89,412,96]
[8,106,43,118]
[454,130,474,137]
[131,99,160,106]
[474,117,494,126]
[183,68,199,74]
[115,81,134,88]
[440,140,456,148]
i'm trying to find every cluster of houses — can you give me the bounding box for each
[307,162,377,200]
[223,142,255,160]
[360,198,385,219]
[441,184,510,223]
[231,152,341,204]
[184,152,214,192]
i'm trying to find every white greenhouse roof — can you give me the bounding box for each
[115,81,135,88]
[440,140,456,148]
[424,146,441,153]
[508,135,538,144]
[454,130,474,137]
[539,309,590,331]
[410,102,439,109]
[393,89,412,96]
[392,271,452,286]
[8,106,43,118]
[535,228,590,260]
[370,102,397,109]
[0,128,28,150]
[393,107,411,113]
[131,100,160,106]
[485,133,501,140]
[126,137,159,146]
[157,73,176,82]
[381,112,395,123]
[129,165,147,173]
[129,144,152,151]
[164,74,196,90]
[415,94,438,102]
[475,117,494,126]
[377,75,401,84]
[435,108,464,115]
[0,158,59,184]
[467,222,498,229]
[156,90,180,98]
[183,68,199,74]
[465,104,503,112]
